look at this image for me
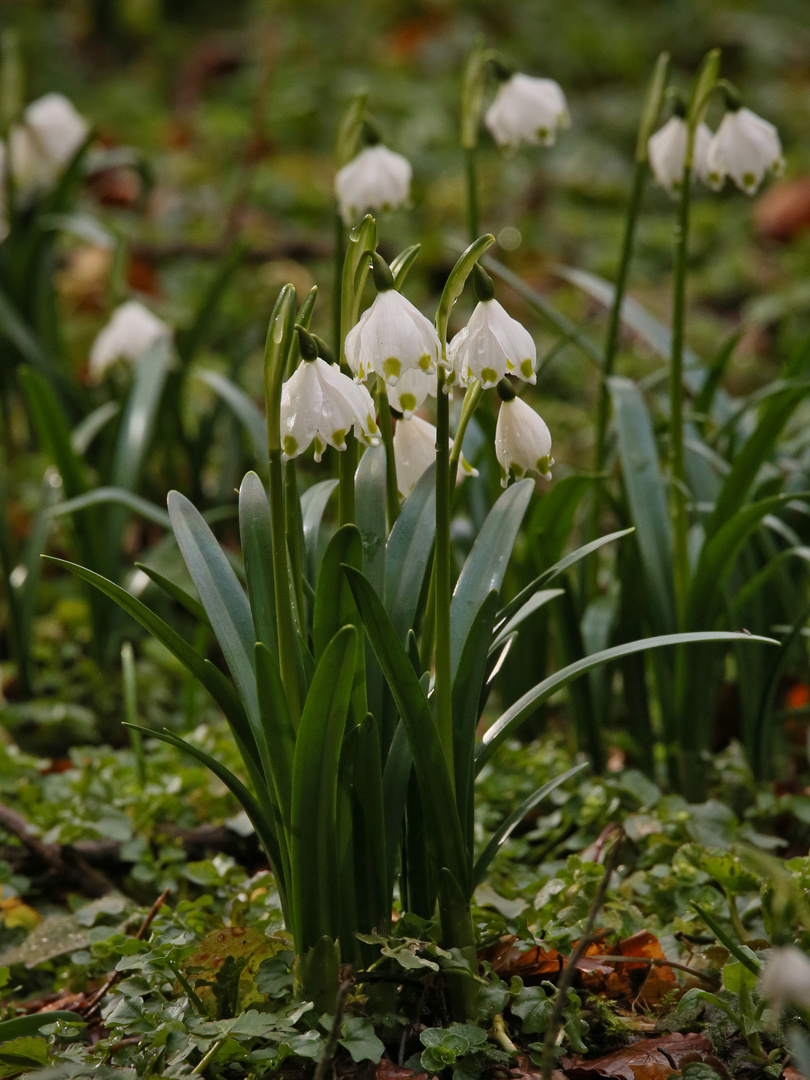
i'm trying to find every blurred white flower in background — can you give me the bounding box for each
[758,946,810,1014]
[485,73,570,148]
[647,116,712,198]
[88,301,171,382]
[335,144,412,225]
[4,93,89,194]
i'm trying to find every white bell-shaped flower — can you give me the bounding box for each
[707,106,784,195]
[345,280,440,388]
[392,415,477,499]
[281,353,380,463]
[495,392,553,488]
[6,94,89,193]
[647,116,712,198]
[448,298,536,390]
[335,144,412,226]
[484,73,570,149]
[88,301,171,382]
[386,366,436,420]
[758,946,810,1013]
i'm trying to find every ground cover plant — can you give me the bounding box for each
[2,1,810,1078]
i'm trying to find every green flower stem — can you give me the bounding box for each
[285,460,306,619]
[593,157,647,479]
[332,210,344,356]
[448,380,484,483]
[264,285,301,724]
[464,146,480,243]
[375,380,400,527]
[434,370,454,783]
[669,162,692,627]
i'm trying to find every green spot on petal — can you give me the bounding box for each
[283,435,298,457]
[742,171,756,190]
[383,357,401,380]
[331,428,347,449]
[536,127,549,140]
[418,353,431,372]
[481,367,497,384]
[520,358,534,379]
[399,393,416,413]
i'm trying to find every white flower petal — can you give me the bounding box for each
[345,289,439,387]
[280,358,379,462]
[759,947,810,1013]
[387,366,437,419]
[88,301,171,381]
[447,300,536,389]
[648,117,713,198]
[392,414,477,499]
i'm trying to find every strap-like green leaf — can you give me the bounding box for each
[301,478,339,583]
[133,562,209,624]
[168,491,259,727]
[110,339,171,494]
[343,566,469,892]
[490,590,563,652]
[450,480,532,679]
[352,714,390,933]
[239,472,277,657]
[609,376,675,634]
[476,630,776,772]
[453,591,499,854]
[195,369,267,464]
[48,488,171,529]
[472,762,587,888]
[384,463,436,643]
[290,625,358,951]
[255,642,295,839]
[354,443,387,597]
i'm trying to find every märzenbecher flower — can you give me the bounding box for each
[335,144,412,226]
[447,265,536,390]
[707,105,784,195]
[281,328,380,462]
[494,382,553,488]
[647,115,712,198]
[345,254,440,388]
[485,73,570,149]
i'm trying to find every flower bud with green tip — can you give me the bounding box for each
[494,379,553,487]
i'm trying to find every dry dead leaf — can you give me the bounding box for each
[375,1061,427,1080]
[561,1032,712,1080]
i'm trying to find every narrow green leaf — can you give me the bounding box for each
[343,566,468,891]
[690,902,761,974]
[110,338,172,493]
[385,463,436,643]
[70,400,120,455]
[168,491,259,726]
[497,528,633,626]
[0,1014,85,1040]
[436,235,495,346]
[354,443,387,597]
[453,591,499,854]
[391,244,421,290]
[352,714,389,932]
[381,720,413,894]
[609,376,675,633]
[255,642,295,838]
[301,478,339,583]
[526,474,599,568]
[176,246,243,365]
[689,493,810,630]
[48,487,171,528]
[134,562,209,624]
[196,369,267,464]
[239,472,277,658]
[290,625,357,950]
[472,763,587,888]
[476,630,776,772]
[313,525,363,662]
[491,590,563,651]
[450,479,532,679]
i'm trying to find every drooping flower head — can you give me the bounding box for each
[387,366,436,420]
[88,300,171,382]
[392,414,478,499]
[758,946,810,1014]
[707,102,784,196]
[344,253,440,388]
[335,143,412,226]
[647,110,712,198]
[281,326,380,462]
[447,264,536,390]
[485,72,570,149]
[494,380,553,488]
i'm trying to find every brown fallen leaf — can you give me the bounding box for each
[581,931,678,1007]
[754,177,810,242]
[510,1056,566,1080]
[375,1061,427,1080]
[479,936,612,980]
[561,1031,712,1080]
